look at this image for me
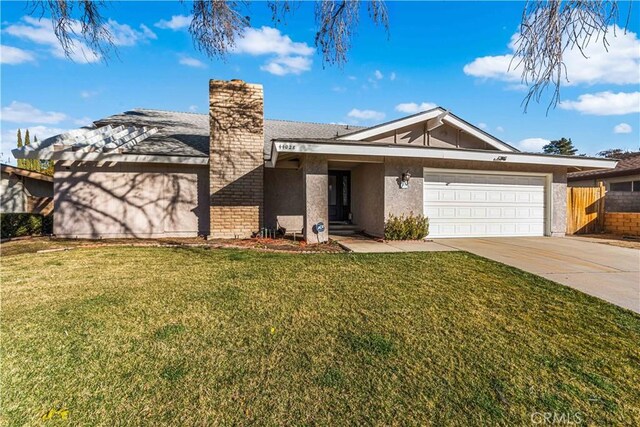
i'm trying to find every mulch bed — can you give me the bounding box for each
[1,236,346,256]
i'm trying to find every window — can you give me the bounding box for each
[634,181,640,192]
[610,181,632,192]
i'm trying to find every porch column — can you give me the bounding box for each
[303,155,328,244]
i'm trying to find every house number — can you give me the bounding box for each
[278,143,296,150]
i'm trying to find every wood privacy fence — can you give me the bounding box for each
[566,183,605,235]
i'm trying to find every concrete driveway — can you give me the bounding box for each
[438,237,640,313]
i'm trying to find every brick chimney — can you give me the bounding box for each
[209,79,264,238]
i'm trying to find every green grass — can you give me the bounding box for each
[1,247,639,425]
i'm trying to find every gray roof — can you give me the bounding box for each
[95,109,364,159]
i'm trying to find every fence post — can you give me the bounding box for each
[597,181,606,232]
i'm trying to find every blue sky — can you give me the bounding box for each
[1,1,638,164]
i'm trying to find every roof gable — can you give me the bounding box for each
[338,108,517,152]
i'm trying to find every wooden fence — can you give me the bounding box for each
[566,183,605,235]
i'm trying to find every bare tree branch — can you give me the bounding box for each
[513,0,625,113]
[189,0,249,58]
[28,0,114,61]
[314,0,389,66]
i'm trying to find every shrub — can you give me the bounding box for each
[0,213,53,239]
[384,213,429,240]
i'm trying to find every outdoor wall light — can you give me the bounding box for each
[400,171,411,189]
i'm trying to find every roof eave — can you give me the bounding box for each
[270,140,617,170]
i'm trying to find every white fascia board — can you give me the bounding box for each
[442,115,514,152]
[12,147,208,165]
[337,109,443,141]
[272,141,617,169]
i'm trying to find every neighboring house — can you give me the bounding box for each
[567,153,640,212]
[12,79,616,242]
[0,164,54,215]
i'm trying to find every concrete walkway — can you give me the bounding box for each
[439,237,640,313]
[330,234,456,253]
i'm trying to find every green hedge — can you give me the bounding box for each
[1,213,53,239]
[384,213,429,240]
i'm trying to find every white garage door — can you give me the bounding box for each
[424,170,546,238]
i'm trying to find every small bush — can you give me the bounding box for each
[0,213,53,239]
[384,213,429,240]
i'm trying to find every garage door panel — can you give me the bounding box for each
[424,170,546,238]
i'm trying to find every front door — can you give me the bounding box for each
[328,170,351,222]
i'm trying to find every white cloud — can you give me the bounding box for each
[179,55,207,68]
[188,105,198,112]
[517,138,550,152]
[154,15,192,31]
[464,26,640,86]
[234,26,313,57]
[80,90,98,99]
[390,72,396,81]
[2,125,68,150]
[0,45,35,64]
[348,75,357,81]
[1,101,67,124]
[559,91,640,115]
[73,117,93,126]
[261,55,311,76]
[4,16,101,63]
[231,26,314,76]
[347,109,385,121]
[4,16,157,63]
[613,123,632,134]
[478,122,487,129]
[106,19,156,46]
[395,102,438,114]
[496,126,504,132]
[332,86,347,93]
[374,70,383,80]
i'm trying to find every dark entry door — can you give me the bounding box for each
[328,171,351,222]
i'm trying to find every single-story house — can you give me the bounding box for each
[0,164,54,215]
[12,79,616,242]
[568,152,640,212]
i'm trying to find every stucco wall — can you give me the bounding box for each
[54,162,209,238]
[381,157,567,236]
[384,158,424,219]
[1,172,25,213]
[352,163,385,236]
[303,155,329,243]
[264,167,304,229]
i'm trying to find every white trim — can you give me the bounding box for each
[337,108,515,152]
[30,151,209,164]
[424,167,553,237]
[338,109,443,141]
[441,115,513,152]
[270,141,617,169]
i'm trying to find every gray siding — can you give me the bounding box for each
[54,162,209,238]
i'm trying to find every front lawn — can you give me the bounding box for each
[1,247,639,425]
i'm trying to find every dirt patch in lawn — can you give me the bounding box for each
[569,234,640,250]
[0,236,345,257]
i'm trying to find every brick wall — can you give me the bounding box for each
[209,79,264,239]
[606,191,640,213]
[604,212,640,236]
